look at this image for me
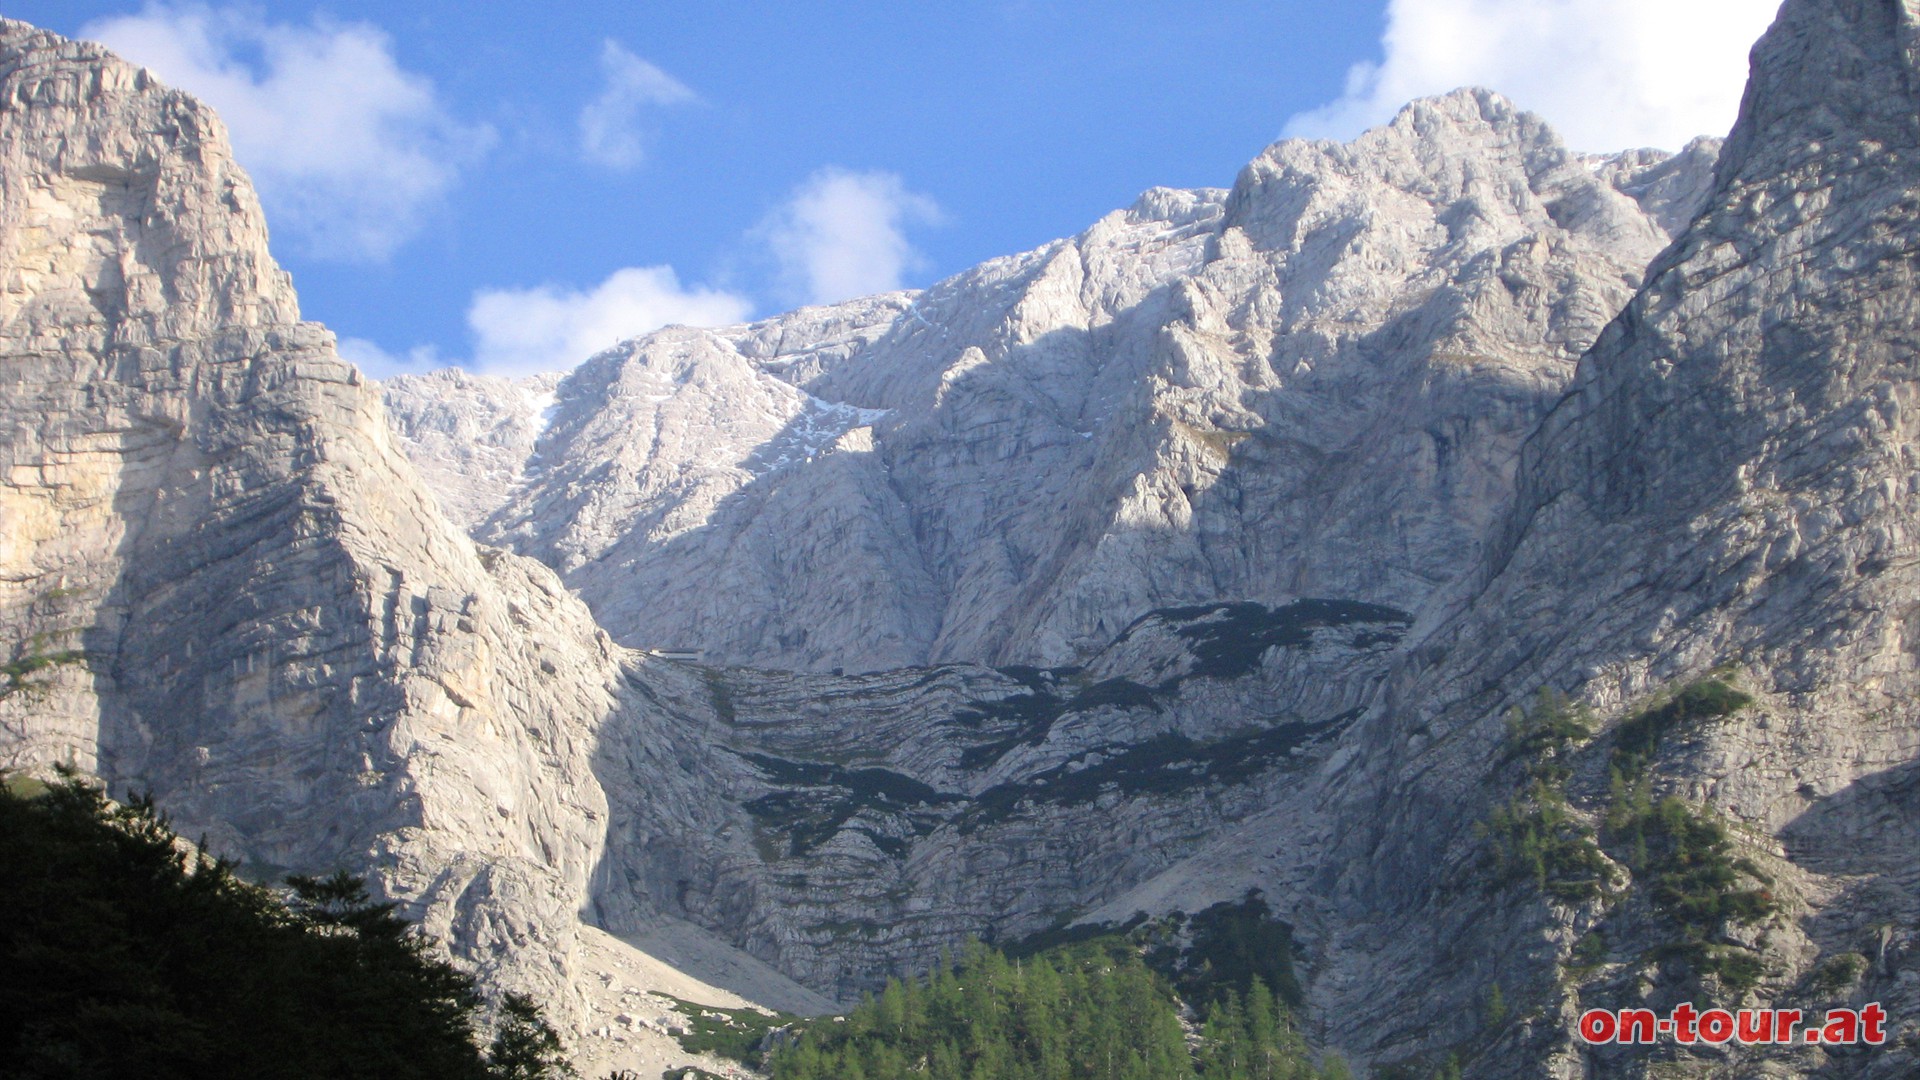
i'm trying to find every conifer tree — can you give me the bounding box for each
[0,773,573,1080]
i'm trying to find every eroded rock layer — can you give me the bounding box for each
[397,97,1717,673]
[10,2,1920,1077]
[0,17,646,1064]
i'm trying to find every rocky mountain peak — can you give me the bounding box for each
[1489,0,1920,670]
[1716,0,1920,191]
[0,20,695,1073]
[0,18,297,354]
[1227,87,1685,276]
[386,93,1718,674]
[23,3,1920,1076]
[1264,0,1920,1066]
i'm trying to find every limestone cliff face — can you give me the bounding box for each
[562,0,1920,1072]
[586,599,1412,999]
[1491,0,1920,1068]
[1121,1,1920,1074]
[17,2,1920,1078]
[380,368,560,532]
[0,16,632,1050]
[400,97,1718,673]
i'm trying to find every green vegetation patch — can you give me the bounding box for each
[1482,672,1766,991]
[1603,783,1776,991]
[1480,693,1609,901]
[1500,690,1592,782]
[702,670,737,725]
[1,773,50,800]
[1811,951,1868,994]
[1002,910,1151,959]
[0,650,90,695]
[949,670,1161,772]
[659,994,798,1069]
[1597,677,1773,990]
[947,600,1406,774]
[1568,930,1608,975]
[1482,678,1773,993]
[1480,781,1613,902]
[1166,892,1304,1011]
[1610,676,1752,783]
[950,684,1070,770]
[768,933,1345,1080]
[745,703,1350,853]
[1004,892,1301,1012]
[1067,677,1164,712]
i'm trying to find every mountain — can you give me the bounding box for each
[0,21,827,1078]
[8,1,1920,1077]
[390,98,1719,674]
[380,367,561,532]
[1070,0,1920,1073]
[1304,0,1920,1070]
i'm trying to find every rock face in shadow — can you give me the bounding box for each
[589,599,1414,999]
[15,2,1920,1077]
[1161,0,1920,1073]
[393,94,1718,673]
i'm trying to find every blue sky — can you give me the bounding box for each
[9,1,1781,377]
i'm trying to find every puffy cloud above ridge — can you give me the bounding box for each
[350,163,949,379]
[348,268,751,380]
[758,167,944,307]
[82,3,492,262]
[465,267,753,377]
[1285,0,1781,151]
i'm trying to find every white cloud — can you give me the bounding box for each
[759,168,943,306]
[82,4,491,262]
[1284,0,1781,152]
[467,267,753,376]
[579,39,695,169]
[335,167,938,378]
[337,337,444,380]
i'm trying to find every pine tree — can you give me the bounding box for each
[488,993,577,1079]
[767,932,1325,1080]
[0,772,573,1080]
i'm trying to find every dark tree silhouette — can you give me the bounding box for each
[0,771,574,1080]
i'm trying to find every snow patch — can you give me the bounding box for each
[525,389,560,432]
[748,393,892,473]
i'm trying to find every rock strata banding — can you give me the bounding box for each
[7,0,1920,1074]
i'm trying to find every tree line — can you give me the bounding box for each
[0,772,573,1079]
[769,937,1350,1080]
